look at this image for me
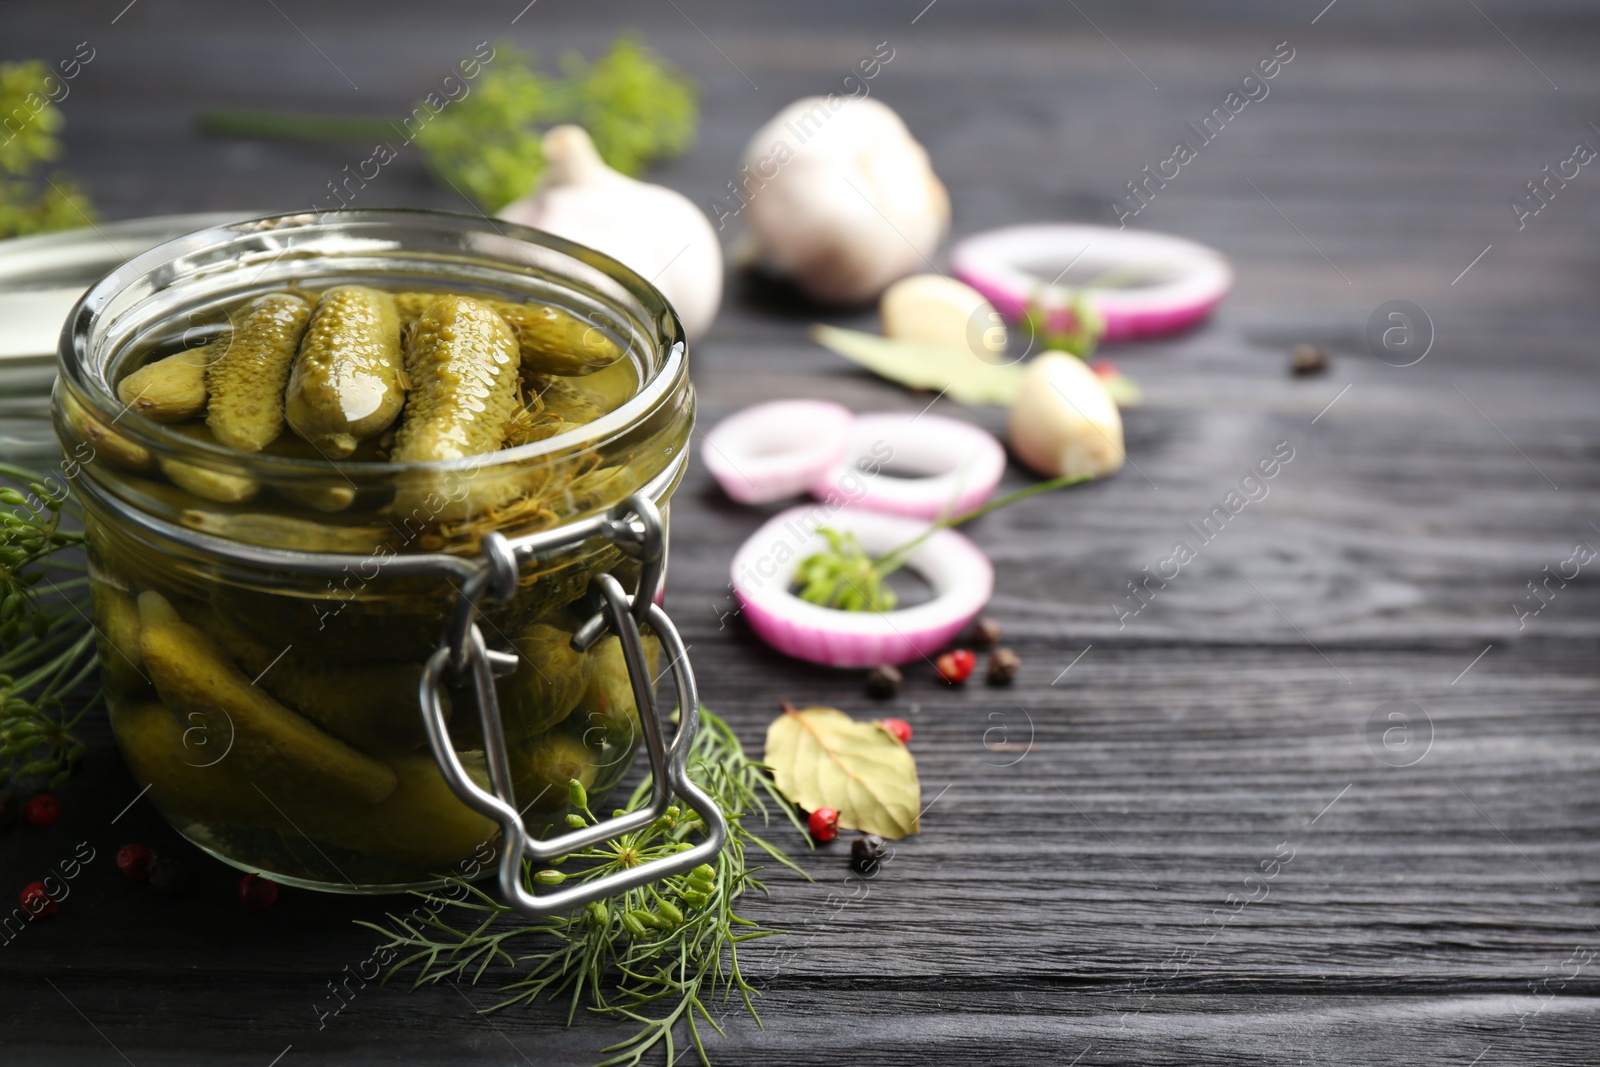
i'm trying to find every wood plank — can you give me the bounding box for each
[1,2,1597,1063]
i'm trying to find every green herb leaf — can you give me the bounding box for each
[365,705,808,1067]
[0,62,62,177]
[796,472,1090,613]
[412,42,567,211]
[765,704,920,839]
[1019,287,1105,359]
[564,33,697,180]
[794,528,896,612]
[810,324,1025,406]
[0,61,96,239]
[1095,362,1143,408]
[193,110,398,142]
[0,172,94,239]
[0,462,94,784]
[201,36,699,215]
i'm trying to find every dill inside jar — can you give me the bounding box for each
[54,210,693,892]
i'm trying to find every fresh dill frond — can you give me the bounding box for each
[0,61,97,239]
[362,706,807,1067]
[0,464,94,786]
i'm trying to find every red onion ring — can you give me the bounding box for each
[731,506,993,667]
[809,412,1005,520]
[700,400,854,504]
[950,223,1232,343]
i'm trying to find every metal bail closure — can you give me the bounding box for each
[419,493,727,917]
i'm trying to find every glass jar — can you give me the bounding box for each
[53,209,694,892]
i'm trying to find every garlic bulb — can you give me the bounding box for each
[1007,353,1125,480]
[879,274,1007,359]
[499,125,723,340]
[738,97,949,305]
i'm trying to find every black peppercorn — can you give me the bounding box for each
[850,835,889,874]
[970,616,1002,648]
[1291,343,1331,376]
[987,647,1021,686]
[148,856,191,897]
[865,663,902,700]
[0,790,16,830]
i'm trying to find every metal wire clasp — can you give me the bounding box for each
[419,493,726,916]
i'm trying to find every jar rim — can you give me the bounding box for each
[56,208,688,478]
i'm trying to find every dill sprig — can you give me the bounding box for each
[361,706,807,1067]
[415,33,698,211]
[0,463,95,786]
[0,60,97,239]
[1019,285,1106,360]
[198,33,697,213]
[795,473,1091,612]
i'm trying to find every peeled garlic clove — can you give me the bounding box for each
[880,274,1007,359]
[499,126,723,341]
[1007,353,1125,480]
[740,97,949,305]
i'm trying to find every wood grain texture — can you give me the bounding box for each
[2,1,1598,1064]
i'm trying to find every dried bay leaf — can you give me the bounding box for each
[810,324,1024,406]
[764,704,920,839]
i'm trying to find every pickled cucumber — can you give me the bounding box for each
[112,699,269,826]
[392,295,521,463]
[211,577,451,666]
[564,464,635,517]
[395,291,622,377]
[285,286,405,457]
[277,483,358,513]
[261,430,387,464]
[261,430,367,512]
[179,509,389,554]
[390,295,523,520]
[61,390,152,472]
[113,701,492,870]
[489,300,624,377]
[304,753,496,869]
[526,374,604,426]
[137,591,397,805]
[209,613,443,755]
[206,292,311,451]
[492,618,592,738]
[159,458,259,504]
[157,423,259,504]
[392,291,440,326]
[578,631,662,749]
[512,732,597,812]
[93,586,152,698]
[117,344,215,423]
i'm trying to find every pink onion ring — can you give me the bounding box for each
[809,413,1005,520]
[700,400,854,504]
[950,223,1233,343]
[732,505,993,667]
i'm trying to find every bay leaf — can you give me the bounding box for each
[810,324,1024,406]
[764,705,920,839]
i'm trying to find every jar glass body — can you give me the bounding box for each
[53,210,692,891]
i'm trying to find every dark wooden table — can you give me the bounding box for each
[3,1,1598,1063]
